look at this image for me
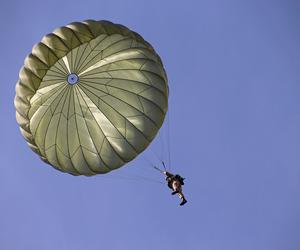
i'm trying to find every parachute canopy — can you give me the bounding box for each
[14,20,168,176]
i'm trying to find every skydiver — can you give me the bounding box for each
[154,165,187,206]
[163,170,187,206]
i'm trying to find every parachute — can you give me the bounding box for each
[14,20,168,176]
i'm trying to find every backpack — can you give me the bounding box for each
[175,175,185,185]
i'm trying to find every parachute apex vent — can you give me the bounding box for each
[67,73,79,85]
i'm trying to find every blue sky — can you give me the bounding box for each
[1,0,300,249]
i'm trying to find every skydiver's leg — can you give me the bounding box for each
[171,180,187,206]
[172,180,181,195]
[178,192,187,206]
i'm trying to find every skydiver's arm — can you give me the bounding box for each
[163,171,174,178]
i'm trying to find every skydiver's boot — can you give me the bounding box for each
[180,198,187,206]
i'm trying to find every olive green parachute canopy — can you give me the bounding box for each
[14,20,168,176]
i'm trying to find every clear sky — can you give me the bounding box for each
[1,0,300,249]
